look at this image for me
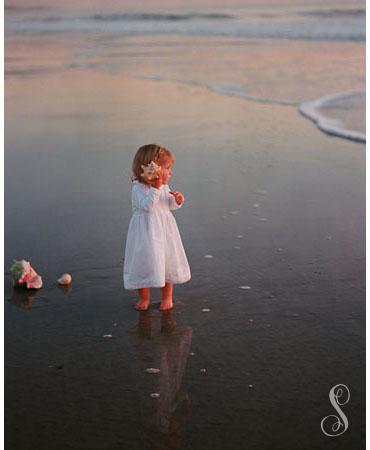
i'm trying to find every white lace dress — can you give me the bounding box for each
[123,181,191,290]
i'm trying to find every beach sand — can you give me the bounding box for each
[5,36,365,449]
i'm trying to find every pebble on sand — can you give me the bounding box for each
[202,308,211,312]
[200,369,207,373]
[230,210,239,215]
[103,334,113,339]
[150,393,160,398]
[253,203,260,208]
[204,254,213,259]
[190,352,195,356]
[248,384,253,388]
[239,285,251,290]
[145,368,161,374]
[236,234,244,239]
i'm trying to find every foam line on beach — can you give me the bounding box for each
[139,76,299,107]
[299,91,366,143]
[139,76,364,143]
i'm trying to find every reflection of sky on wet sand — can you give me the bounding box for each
[129,311,192,449]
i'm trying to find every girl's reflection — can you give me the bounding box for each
[131,310,192,449]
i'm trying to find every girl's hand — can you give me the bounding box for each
[170,191,184,205]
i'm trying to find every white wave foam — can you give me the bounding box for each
[299,91,365,143]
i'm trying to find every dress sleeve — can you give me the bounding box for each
[166,185,182,211]
[132,183,161,212]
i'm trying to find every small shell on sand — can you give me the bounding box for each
[204,254,213,259]
[58,273,72,285]
[202,308,211,312]
[150,393,160,398]
[239,285,251,290]
[103,334,113,339]
[145,368,161,374]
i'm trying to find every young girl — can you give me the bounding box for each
[123,144,191,311]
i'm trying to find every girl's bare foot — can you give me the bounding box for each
[159,297,173,311]
[135,299,150,311]
[136,288,150,311]
[160,283,173,311]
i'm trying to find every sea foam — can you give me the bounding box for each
[299,91,365,143]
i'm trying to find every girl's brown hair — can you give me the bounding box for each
[132,144,174,183]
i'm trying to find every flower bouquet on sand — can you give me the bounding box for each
[10,259,43,289]
[141,161,162,181]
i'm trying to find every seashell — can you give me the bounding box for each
[145,368,161,374]
[141,161,162,180]
[10,259,43,289]
[58,273,72,285]
[103,334,113,339]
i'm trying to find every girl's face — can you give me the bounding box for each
[161,162,173,185]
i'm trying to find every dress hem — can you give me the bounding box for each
[124,276,191,290]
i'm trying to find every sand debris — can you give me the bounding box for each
[103,334,113,339]
[150,393,160,398]
[239,285,251,290]
[202,308,211,312]
[204,254,213,259]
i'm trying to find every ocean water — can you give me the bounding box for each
[5,0,366,142]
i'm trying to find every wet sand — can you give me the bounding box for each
[5,44,365,449]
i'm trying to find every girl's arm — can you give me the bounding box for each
[167,187,183,210]
[132,183,161,212]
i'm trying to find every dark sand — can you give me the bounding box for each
[5,47,365,449]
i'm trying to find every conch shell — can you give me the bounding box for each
[57,273,72,285]
[10,259,43,289]
[141,161,162,180]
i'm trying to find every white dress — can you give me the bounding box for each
[123,180,191,290]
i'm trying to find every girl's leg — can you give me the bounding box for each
[159,283,173,311]
[135,288,150,311]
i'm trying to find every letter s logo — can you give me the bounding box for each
[321,384,350,437]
